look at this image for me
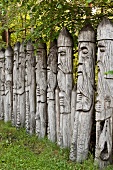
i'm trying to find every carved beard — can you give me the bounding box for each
[76,62,93,111]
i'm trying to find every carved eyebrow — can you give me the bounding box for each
[98,43,105,48]
[80,46,88,50]
[58,51,66,54]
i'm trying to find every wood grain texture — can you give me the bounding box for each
[25,41,36,135]
[47,40,57,142]
[95,17,113,169]
[0,49,5,121]
[70,24,95,162]
[35,43,47,138]
[4,45,13,122]
[57,27,73,148]
[16,42,26,128]
[13,42,20,126]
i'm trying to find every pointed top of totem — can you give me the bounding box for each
[5,45,13,57]
[57,27,73,47]
[97,17,113,40]
[26,41,34,51]
[14,42,20,51]
[0,48,5,59]
[19,42,25,53]
[78,23,95,42]
[37,43,46,49]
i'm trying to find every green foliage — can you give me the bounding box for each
[0,0,113,47]
[105,70,113,75]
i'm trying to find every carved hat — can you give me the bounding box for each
[5,45,13,57]
[35,38,47,50]
[57,27,73,47]
[78,24,95,42]
[0,48,5,59]
[14,42,20,51]
[97,17,113,40]
[26,41,34,51]
[37,43,46,49]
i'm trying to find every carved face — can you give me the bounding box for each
[47,51,57,73]
[58,46,72,73]
[26,51,31,62]
[36,49,46,69]
[78,42,94,76]
[5,57,13,73]
[97,40,113,79]
[14,51,19,68]
[76,42,94,111]
[98,40,106,66]
[19,52,25,66]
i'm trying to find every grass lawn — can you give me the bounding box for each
[0,120,112,170]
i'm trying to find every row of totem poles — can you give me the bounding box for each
[0,17,113,169]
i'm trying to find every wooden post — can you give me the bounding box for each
[4,45,13,122]
[26,41,36,135]
[47,40,57,142]
[35,43,47,138]
[13,42,20,126]
[0,49,5,120]
[16,42,26,128]
[57,27,73,148]
[95,17,113,169]
[70,24,95,162]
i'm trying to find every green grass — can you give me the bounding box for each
[0,121,112,170]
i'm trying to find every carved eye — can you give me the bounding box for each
[60,51,66,56]
[81,47,88,54]
[100,48,105,52]
[37,51,42,55]
[98,43,105,52]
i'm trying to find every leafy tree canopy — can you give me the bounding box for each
[0,0,113,47]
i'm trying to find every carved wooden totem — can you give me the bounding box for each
[25,41,36,134]
[70,24,95,162]
[13,42,20,126]
[57,27,73,148]
[0,49,5,120]
[4,45,13,122]
[35,43,47,138]
[47,40,57,142]
[95,17,113,169]
[16,42,26,127]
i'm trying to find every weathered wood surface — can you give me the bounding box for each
[0,49,5,120]
[25,41,36,134]
[71,85,77,134]
[16,42,26,127]
[13,42,20,126]
[47,40,57,142]
[95,17,113,169]
[70,24,95,162]
[4,45,13,122]
[35,43,47,138]
[57,27,73,147]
